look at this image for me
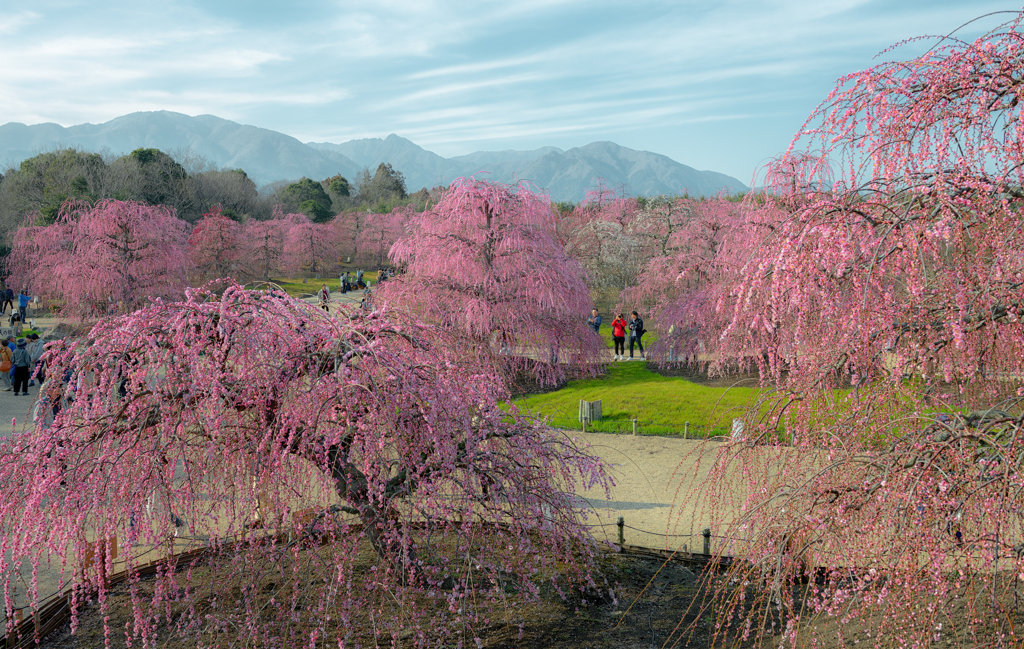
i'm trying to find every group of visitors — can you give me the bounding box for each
[340,270,368,294]
[0,282,45,396]
[0,333,45,395]
[588,308,646,361]
[0,288,33,327]
[320,272,378,313]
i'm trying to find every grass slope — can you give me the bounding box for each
[515,361,759,437]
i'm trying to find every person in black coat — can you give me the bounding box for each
[628,311,646,361]
[12,338,32,395]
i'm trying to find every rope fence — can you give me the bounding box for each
[1,516,740,648]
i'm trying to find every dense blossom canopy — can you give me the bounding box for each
[0,284,609,646]
[6,199,191,318]
[622,197,774,368]
[677,14,1024,647]
[279,212,339,278]
[187,208,241,282]
[381,177,604,385]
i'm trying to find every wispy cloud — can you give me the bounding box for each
[0,0,1016,180]
[0,10,40,35]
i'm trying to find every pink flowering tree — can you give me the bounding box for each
[563,190,646,291]
[354,206,408,269]
[329,211,360,266]
[0,283,610,646]
[238,215,285,280]
[187,206,241,282]
[6,199,190,319]
[685,14,1024,647]
[280,213,339,279]
[621,197,774,368]
[564,188,713,296]
[628,195,697,260]
[380,177,605,386]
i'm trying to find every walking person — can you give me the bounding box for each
[18,289,31,325]
[318,284,331,312]
[13,338,32,396]
[1,287,12,316]
[587,309,602,334]
[628,311,646,361]
[611,313,627,361]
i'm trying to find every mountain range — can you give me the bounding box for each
[0,111,748,201]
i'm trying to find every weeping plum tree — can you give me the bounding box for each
[0,284,609,647]
[379,177,605,386]
[330,211,360,265]
[187,206,240,282]
[684,13,1024,647]
[354,205,408,268]
[6,199,190,319]
[239,214,285,280]
[621,197,774,368]
[280,212,339,279]
[563,189,646,292]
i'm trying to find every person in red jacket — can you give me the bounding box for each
[611,313,627,361]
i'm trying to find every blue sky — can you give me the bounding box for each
[0,1,1015,184]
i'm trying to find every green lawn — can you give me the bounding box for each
[267,272,379,298]
[514,361,760,437]
[254,288,753,437]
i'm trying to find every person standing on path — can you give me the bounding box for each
[1,287,12,316]
[5,336,15,388]
[611,313,627,361]
[587,309,602,334]
[628,311,646,360]
[26,333,44,387]
[18,289,31,324]
[13,338,31,396]
[318,284,331,312]
[0,342,12,392]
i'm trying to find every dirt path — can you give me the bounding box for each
[574,432,733,552]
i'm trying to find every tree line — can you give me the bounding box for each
[0,146,431,239]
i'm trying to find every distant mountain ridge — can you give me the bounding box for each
[0,111,748,201]
[0,112,363,186]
